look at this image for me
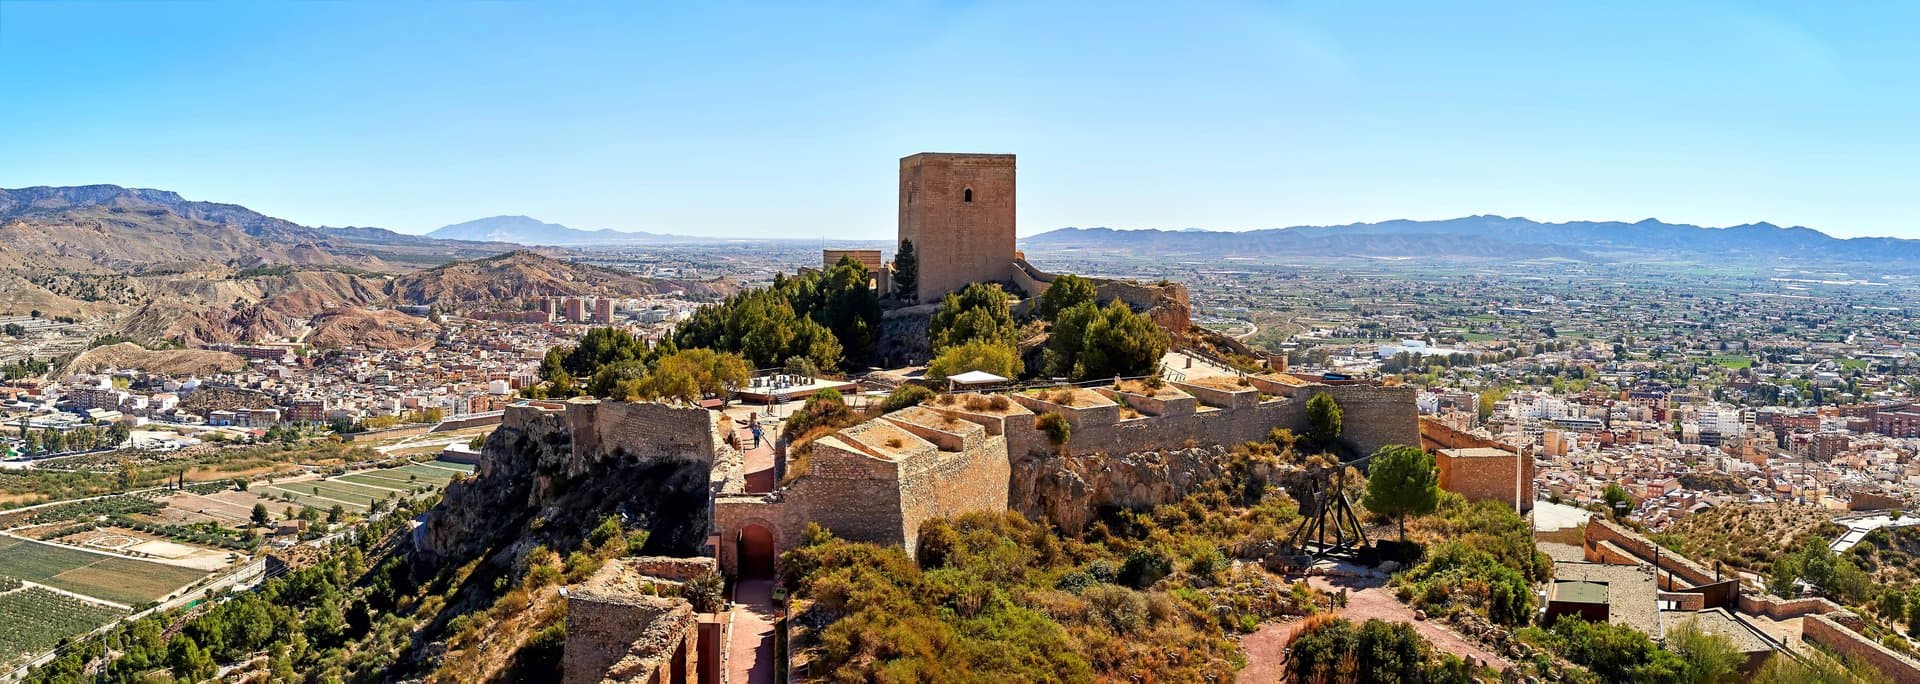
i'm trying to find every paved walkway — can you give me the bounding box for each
[1238,575,1512,682]
[729,578,778,684]
[736,422,776,494]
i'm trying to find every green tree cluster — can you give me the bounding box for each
[1284,615,1472,684]
[926,338,1024,381]
[675,257,877,368]
[1033,273,1097,321]
[1768,539,1872,603]
[535,328,750,403]
[930,282,1018,351]
[1305,392,1343,446]
[1045,299,1169,380]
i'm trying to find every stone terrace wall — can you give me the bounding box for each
[1585,518,1719,588]
[1804,614,1920,682]
[1735,593,1855,624]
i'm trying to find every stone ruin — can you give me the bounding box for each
[563,556,723,684]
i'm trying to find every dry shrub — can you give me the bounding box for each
[988,395,1010,411]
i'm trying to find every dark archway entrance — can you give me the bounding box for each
[738,524,776,579]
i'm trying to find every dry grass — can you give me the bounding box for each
[1651,503,1843,574]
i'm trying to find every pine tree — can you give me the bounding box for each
[893,239,918,303]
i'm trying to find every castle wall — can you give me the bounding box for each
[785,439,910,547]
[1322,384,1422,456]
[1436,448,1535,513]
[899,153,1016,303]
[711,384,1419,576]
[895,434,1011,552]
[564,400,722,475]
[1804,614,1920,681]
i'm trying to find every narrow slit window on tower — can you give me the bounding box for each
[963,187,973,203]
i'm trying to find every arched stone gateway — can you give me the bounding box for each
[738,523,776,579]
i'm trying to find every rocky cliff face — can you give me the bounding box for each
[416,401,728,569]
[1009,445,1278,533]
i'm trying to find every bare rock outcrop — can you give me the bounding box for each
[416,400,733,570]
[1010,445,1278,533]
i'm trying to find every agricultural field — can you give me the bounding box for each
[1708,354,1754,369]
[0,537,209,606]
[256,457,474,518]
[0,586,127,669]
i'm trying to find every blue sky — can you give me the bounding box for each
[3,1,1917,239]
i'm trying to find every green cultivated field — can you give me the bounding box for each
[261,487,371,514]
[1709,354,1754,369]
[262,458,473,516]
[0,538,207,605]
[0,587,127,667]
[336,471,417,489]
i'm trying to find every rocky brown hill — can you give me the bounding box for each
[0,185,509,273]
[61,343,247,376]
[306,307,440,349]
[389,251,735,314]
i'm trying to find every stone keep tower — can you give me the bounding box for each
[898,153,1016,303]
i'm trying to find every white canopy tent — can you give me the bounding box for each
[944,370,1009,390]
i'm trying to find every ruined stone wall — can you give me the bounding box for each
[1420,417,1513,452]
[564,400,721,475]
[1004,383,1413,462]
[417,400,724,568]
[563,592,696,684]
[1804,614,1920,681]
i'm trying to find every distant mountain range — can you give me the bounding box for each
[1024,216,1920,266]
[0,185,510,273]
[428,215,692,245]
[0,185,735,346]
